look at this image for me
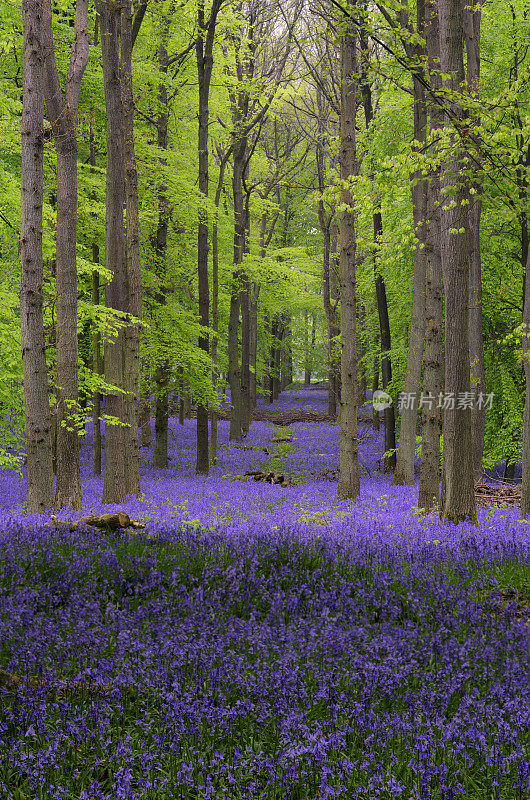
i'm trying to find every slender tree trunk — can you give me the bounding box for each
[418,0,444,511]
[152,34,171,470]
[439,0,477,524]
[139,389,152,448]
[372,357,380,431]
[89,104,102,477]
[153,363,169,469]
[229,142,246,439]
[210,217,219,460]
[210,149,229,462]
[20,0,54,513]
[92,267,103,475]
[521,241,530,514]
[464,1,486,484]
[359,17,396,471]
[418,175,444,509]
[195,0,223,471]
[42,0,89,510]
[316,101,338,417]
[121,3,141,496]
[99,2,126,504]
[337,23,360,501]
[393,4,428,486]
[249,284,259,408]
[240,272,251,431]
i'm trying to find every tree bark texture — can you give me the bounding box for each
[438,0,478,524]
[152,33,171,469]
[228,139,246,439]
[316,96,339,417]
[121,3,142,497]
[20,0,54,513]
[98,1,126,504]
[92,267,103,476]
[359,24,396,471]
[337,23,360,501]
[418,0,444,511]
[521,236,530,514]
[195,0,223,471]
[42,0,89,510]
[393,3,428,486]
[464,1,486,483]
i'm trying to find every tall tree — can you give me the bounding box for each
[358,12,396,471]
[20,0,54,513]
[97,0,145,502]
[464,0,486,484]
[391,0,428,486]
[98,0,127,504]
[438,0,477,524]
[196,0,225,473]
[337,19,360,501]
[418,0,444,511]
[42,0,89,510]
[152,24,171,470]
[121,1,142,496]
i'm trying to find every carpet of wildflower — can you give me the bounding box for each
[0,388,529,799]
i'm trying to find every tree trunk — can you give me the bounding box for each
[464,1,486,484]
[372,357,380,431]
[393,4,428,486]
[42,0,89,510]
[20,0,54,513]
[521,240,530,514]
[153,363,169,469]
[139,394,151,448]
[152,32,171,469]
[240,272,251,431]
[92,266,103,475]
[195,0,223,472]
[337,23,360,501]
[439,0,477,524]
[210,148,229,463]
[359,17,396,471]
[228,139,246,439]
[418,0,444,511]
[53,141,82,509]
[89,107,102,477]
[121,3,141,497]
[249,284,259,409]
[98,1,126,504]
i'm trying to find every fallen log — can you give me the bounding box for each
[474,484,521,508]
[45,513,145,532]
[243,470,293,487]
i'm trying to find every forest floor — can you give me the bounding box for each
[0,388,529,798]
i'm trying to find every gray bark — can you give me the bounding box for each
[42,0,89,510]
[121,2,141,496]
[20,0,54,513]
[418,0,444,511]
[438,0,477,524]
[393,1,427,486]
[98,1,126,504]
[337,23,360,501]
[464,1,486,483]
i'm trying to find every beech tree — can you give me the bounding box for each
[41,0,89,511]
[337,18,360,501]
[438,0,477,524]
[418,0,444,511]
[196,0,225,474]
[97,0,144,503]
[20,0,54,513]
